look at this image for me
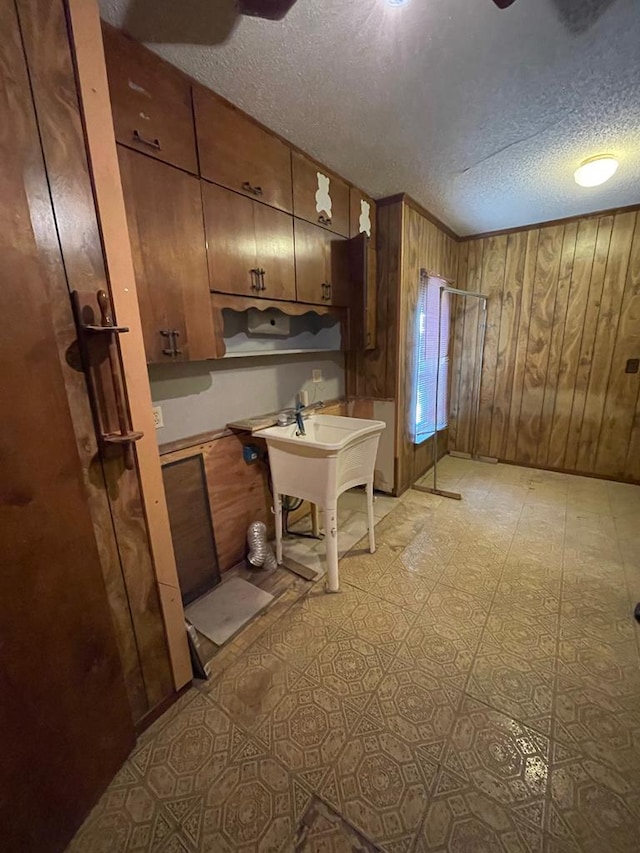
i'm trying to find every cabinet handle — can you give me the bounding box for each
[242,181,263,196]
[250,268,262,291]
[160,328,174,356]
[321,282,332,301]
[171,329,182,356]
[133,129,161,151]
[318,214,332,226]
[259,268,266,290]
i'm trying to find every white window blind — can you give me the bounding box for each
[411,276,450,444]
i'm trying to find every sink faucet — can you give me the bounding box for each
[288,400,324,436]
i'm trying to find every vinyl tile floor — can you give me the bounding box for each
[69,458,640,853]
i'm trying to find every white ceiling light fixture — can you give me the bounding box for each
[574,155,619,188]
[385,0,411,7]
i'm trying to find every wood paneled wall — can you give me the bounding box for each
[397,203,459,493]
[347,197,459,494]
[450,209,640,482]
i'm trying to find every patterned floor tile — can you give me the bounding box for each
[306,629,394,713]
[360,557,436,611]
[183,738,312,852]
[556,637,640,704]
[438,557,503,597]
[468,650,556,735]
[547,738,640,852]
[480,609,559,662]
[266,678,356,789]
[68,459,640,853]
[427,583,493,632]
[320,713,438,853]
[250,606,334,671]
[365,656,460,761]
[418,695,551,853]
[206,650,307,740]
[339,589,417,653]
[130,693,252,801]
[285,796,381,852]
[68,764,189,853]
[373,501,431,550]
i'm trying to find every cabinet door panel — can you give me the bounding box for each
[328,232,350,307]
[294,218,330,305]
[254,204,296,301]
[118,147,215,362]
[292,151,350,237]
[194,87,293,213]
[102,24,198,174]
[202,182,260,297]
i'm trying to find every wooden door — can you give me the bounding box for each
[253,202,296,301]
[292,151,350,237]
[118,146,216,363]
[194,85,293,213]
[203,182,296,301]
[0,3,134,850]
[102,23,198,174]
[294,218,350,306]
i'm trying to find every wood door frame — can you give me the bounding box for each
[66,0,191,690]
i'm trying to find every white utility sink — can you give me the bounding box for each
[258,415,385,592]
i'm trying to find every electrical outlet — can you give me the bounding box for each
[152,406,164,429]
[312,369,323,384]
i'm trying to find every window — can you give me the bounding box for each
[411,275,450,444]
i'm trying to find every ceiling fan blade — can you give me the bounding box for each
[238,0,299,20]
[492,0,518,7]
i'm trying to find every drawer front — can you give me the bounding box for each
[349,186,376,242]
[194,87,293,214]
[102,24,198,174]
[292,151,350,238]
[294,219,349,306]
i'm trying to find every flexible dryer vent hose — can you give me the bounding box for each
[246,520,277,571]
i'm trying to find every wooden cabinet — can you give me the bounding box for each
[294,218,350,306]
[347,234,376,350]
[118,146,216,363]
[203,182,296,301]
[194,86,293,213]
[350,187,377,350]
[102,24,198,175]
[292,151,350,237]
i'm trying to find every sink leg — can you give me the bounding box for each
[366,480,376,554]
[274,492,283,565]
[325,503,339,592]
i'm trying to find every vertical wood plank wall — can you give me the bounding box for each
[450,210,640,482]
[397,204,459,492]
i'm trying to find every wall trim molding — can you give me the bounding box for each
[459,201,640,242]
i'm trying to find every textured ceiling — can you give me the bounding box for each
[99,0,640,236]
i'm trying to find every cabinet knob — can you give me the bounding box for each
[133,129,161,151]
[242,181,263,197]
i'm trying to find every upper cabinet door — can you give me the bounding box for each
[294,219,349,307]
[203,183,296,301]
[349,186,376,243]
[292,151,350,238]
[118,147,216,363]
[102,24,198,175]
[194,86,293,214]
